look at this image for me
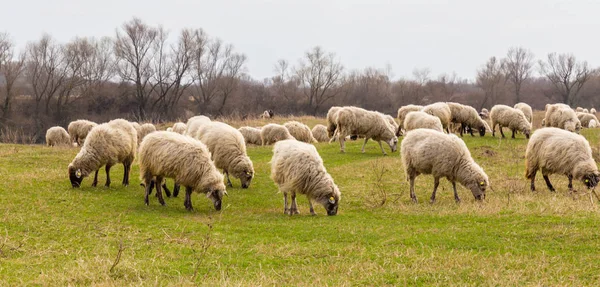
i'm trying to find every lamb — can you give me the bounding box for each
[421,102,452,133]
[260,123,295,145]
[326,106,342,137]
[591,108,597,114]
[138,131,227,210]
[543,103,581,133]
[514,102,533,124]
[403,111,444,132]
[525,127,600,192]
[67,119,97,146]
[68,119,137,188]
[334,106,398,155]
[137,123,156,143]
[447,102,489,137]
[238,126,263,145]
[46,126,72,147]
[270,139,341,216]
[589,120,598,128]
[185,115,211,137]
[196,121,255,188]
[172,122,187,134]
[489,105,532,139]
[396,105,423,135]
[311,124,330,142]
[576,112,600,128]
[401,129,489,203]
[284,121,317,143]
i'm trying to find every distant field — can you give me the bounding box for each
[2,112,600,286]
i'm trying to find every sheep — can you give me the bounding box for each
[525,127,600,192]
[576,107,584,112]
[403,111,444,132]
[590,120,598,128]
[138,131,227,210]
[479,108,489,119]
[284,121,317,144]
[311,124,330,142]
[543,103,581,133]
[67,119,98,146]
[326,106,342,137]
[137,123,156,143]
[166,127,173,132]
[421,102,452,133]
[172,122,187,134]
[489,105,532,139]
[576,112,600,128]
[591,108,597,114]
[583,108,590,114]
[401,128,489,203]
[46,126,72,147]
[185,115,211,137]
[238,126,263,145]
[260,123,295,145]
[261,109,274,119]
[270,139,341,216]
[382,114,400,136]
[447,102,489,137]
[514,102,533,124]
[334,106,398,155]
[196,121,255,188]
[396,105,423,135]
[68,119,137,188]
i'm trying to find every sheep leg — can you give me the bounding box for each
[290,193,300,215]
[225,171,233,187]
[184,186,193,211]
[452,181,461,203]
[361,138,369,153]
[568,175,574,192]
[469,125,475,137]
[155,176,166,206]
[409,175,417,203]
[511,129,516,139]
[92,169,99,187]
[173,183,180,197]
[144,180,152,206]
[459,123,464,137]
[283,191,290,214]
[499,126,505,138]
[430,177,440,204]
[162,183,172,198]
[492,122,496,137]
[543,175,556,192]
[377,140,387,155]
[529,170,537,192]
[104,164,112,187]
[309,200,316,215]
[339,134,346,153]
[122,161,131,186]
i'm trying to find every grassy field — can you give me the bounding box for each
[2,113,600,286]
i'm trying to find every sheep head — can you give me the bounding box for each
[583,172,600,189]
[68,164,85,188]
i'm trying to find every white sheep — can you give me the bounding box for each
[421,102,452,133]
[311,124,330,142]
[514,102,533,124]
[335,106,398,155]
[68,119,137,188]
[447,102,490,137]
[67,119,98,146]
[166,127,173,132]
[589,120,598,128]
[591,108,597,114]
[260,123,295,145]
[576,112,599,128]
[576,107,584,112]
[479,108,489,119]
[525,127,600,192]
[261,110,274,119]
[270,139,341,216]
[543,103,581,133]
[401,129,489,203]
[138,131,227,210]
[489,105,532,138]
[196,121,255,188]
[46,126,72,147]
[396,105,423,135]
[172,122,187,134]
[137,123,156,143]
[326,106,342,137]
[583,108,590,114]
[284,121,318,143]
[185,115,211,137]
[238,126,263,145]
[403,111,443,132]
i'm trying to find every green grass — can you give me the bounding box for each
[2,125,600,286]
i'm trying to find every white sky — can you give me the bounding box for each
[1,0,598,81]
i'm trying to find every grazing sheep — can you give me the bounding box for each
[489,105,532,139]
[421,102,452,133]
[271,139,341,216]
[591,108,597,114]
[311,124,330,142]
[401,129,489,203]
[396,105,423,135]
[166,127,173,132]
[46,126,72,147]
[239,126,263,145]
[326,106,342,137]
[67,119,98,146]
[479,108,489,119]
[335,106,398,155]
[514,102,533,124]
[576,112,600,128]
[262,110,274,118]
[261,123,295,145]
[196,121,255,188]
[583,108,590,114]
[403,111,444,132]
[185,115,211,137]
[137,123,156,143]
[382,114,399,135]
[525,127,600,192]
[172,122,187,134]
[447,102,489,137]
[589,120,598,128]
[68,119,137,188]
[138,131,226,210]
[543,103,581,133]
[284,121,317,144]
[576,107,584,112]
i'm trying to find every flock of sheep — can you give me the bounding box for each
[43,101,600,215]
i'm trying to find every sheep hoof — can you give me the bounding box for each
[284,208,291,215]
[411,198,418,204]
[92,182,98,187]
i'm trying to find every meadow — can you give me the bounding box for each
[2,112,600,286]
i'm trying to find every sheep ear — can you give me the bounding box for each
[224,190,229,197]
[328,196,335,204]
[75,169,82,178]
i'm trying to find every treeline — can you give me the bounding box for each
[1,17,599,142]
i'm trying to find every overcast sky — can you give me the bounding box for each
[1,0,598,81]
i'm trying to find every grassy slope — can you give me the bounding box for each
[2,114,600,286]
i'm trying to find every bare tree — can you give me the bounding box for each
[294,46,344,114]
[114,17,158,119]
[272,59,298,103]
[476,57,505,109]
[0,32,25,125]
[539,53,595,106]
[502,47,534,103]
[429,72,459,102]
